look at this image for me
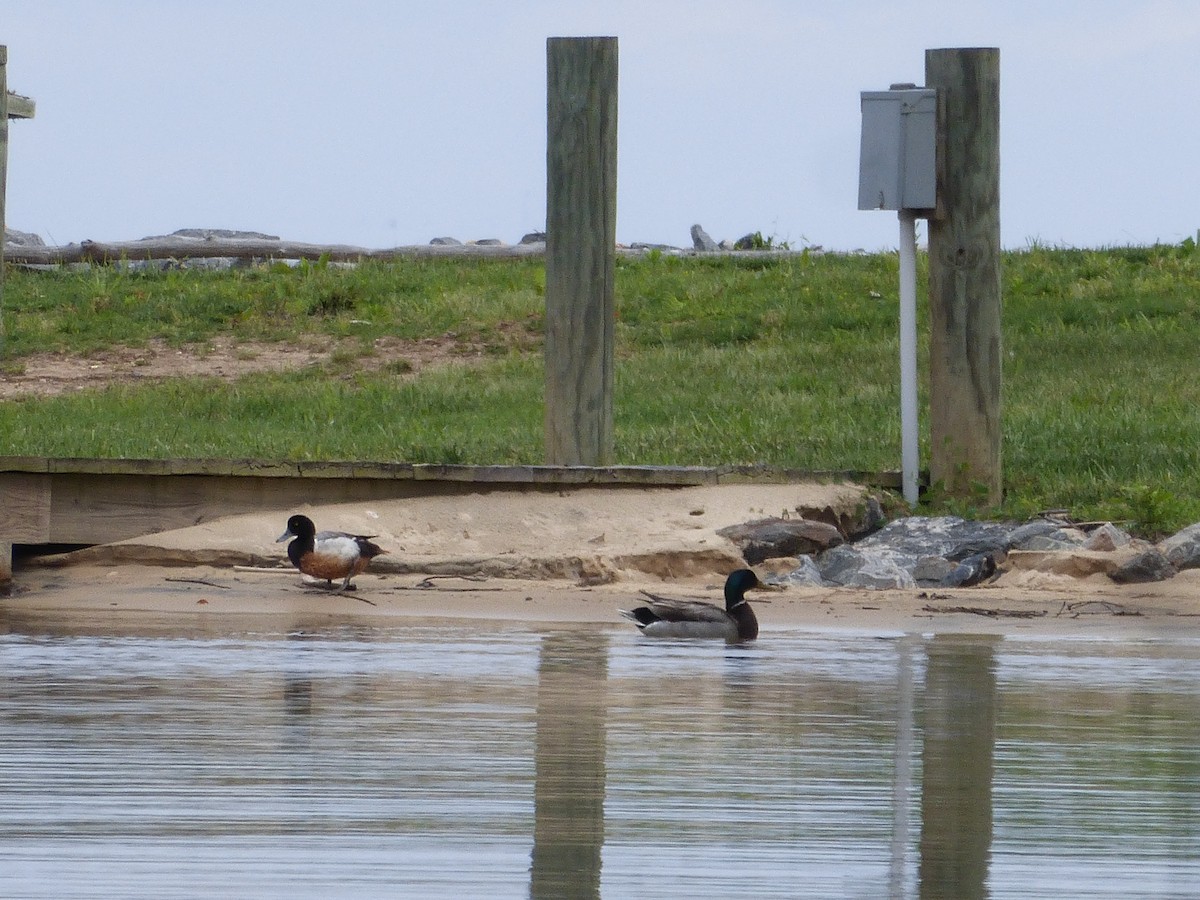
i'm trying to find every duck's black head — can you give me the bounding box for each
[724,568,761,610]
[277,514,317,543]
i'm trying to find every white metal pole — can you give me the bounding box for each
[898,210,919,505]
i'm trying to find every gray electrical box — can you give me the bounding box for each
[858,86,937,211]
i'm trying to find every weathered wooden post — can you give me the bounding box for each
[1,46,37,586]
[1,46,7,586]
[925,48,1002,504]
[1,46,9,345]
[544,37,618,466]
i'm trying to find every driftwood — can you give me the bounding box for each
[5,237,549,265]
[4,236,814,266]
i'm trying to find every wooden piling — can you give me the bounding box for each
[2,46,9,344]
[924,48,1003,504]
[544,37,618,466]
[2,48,9,585]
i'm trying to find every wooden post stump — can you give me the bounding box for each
[925,48,1002,504]
[544,37,618,466]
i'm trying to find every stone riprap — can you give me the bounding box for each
[742,513,1200,590]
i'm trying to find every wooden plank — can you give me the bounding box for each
[0,456,902,488]
[42,472,427,544]
[544,36,618,466]
[925,48,1003,504]
[6,92,34,120]
[0,473,51,542]
[0,456,899,548]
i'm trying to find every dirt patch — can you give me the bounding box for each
[0,335,486,400]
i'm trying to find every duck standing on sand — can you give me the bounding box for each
[619,568,764,642]
[276,514,387,591]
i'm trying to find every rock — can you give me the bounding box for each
[690,224,718,252]
[520,232,546,244]
[1014,528,1089,551]
[1109,550,1176,584]
[913,556,957,584]
[733,233,759,250]
[470,238,504,246]
[4,227,45,247]
[772,512,1180,591]
[630,242,682,252]
[717,517,843,564]
[939,552,998,587]
[1083,522,1133,552]
[806,495,885,541]
[430,236,462,245]
[766,555,826,587]
[1158,522,1200,571]
[843,556,916,590]
[859,515,1014,560]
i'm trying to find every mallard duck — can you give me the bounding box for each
[276,514,387,591]
[619,568,763,641]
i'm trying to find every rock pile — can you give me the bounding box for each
[721,513,1200,590]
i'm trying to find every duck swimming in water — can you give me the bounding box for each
[619,568,763,642]
[276,514,387,591]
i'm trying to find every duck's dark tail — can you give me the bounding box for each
[618,607,658,628]
[355,538,387,560]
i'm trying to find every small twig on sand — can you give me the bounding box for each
[399,575,503,592]
[1059,600,1142,618]
[922,604,1046,619]
[165,577,231,590]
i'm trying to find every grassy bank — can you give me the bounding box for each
[2,243,1199,534]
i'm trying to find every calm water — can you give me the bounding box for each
[1,612,1198,899]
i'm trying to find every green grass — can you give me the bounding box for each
[2,241,1199,534]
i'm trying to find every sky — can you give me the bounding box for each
[3,1,1198,252]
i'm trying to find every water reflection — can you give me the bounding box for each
[0,612,1197,898]
[918,635,998,900]
[530,633,607,899]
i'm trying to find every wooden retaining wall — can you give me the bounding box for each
[0,457,898,581]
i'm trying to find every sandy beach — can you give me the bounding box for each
[4,482,1200,638]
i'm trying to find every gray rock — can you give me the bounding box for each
[1083,522,1133,552]
[1005,519,1064,547]
[1011,523,1089,551]
[913,555,957,584]
[766,555,827,587]
[855,515,1014,561]
[471,238,504,246]
[520,232,546,244]
[690,224,718,252]
[1109,550,1176,584]
[717,517,843,564]
[630,242,682,252]
[1158,522,1200,571]
[4,227,45,247]
[843,556,916,590]
[430,236,462,245]
[939,552,998,587]
[733,233,759,250]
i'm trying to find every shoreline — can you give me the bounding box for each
[5,561,1199,641]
